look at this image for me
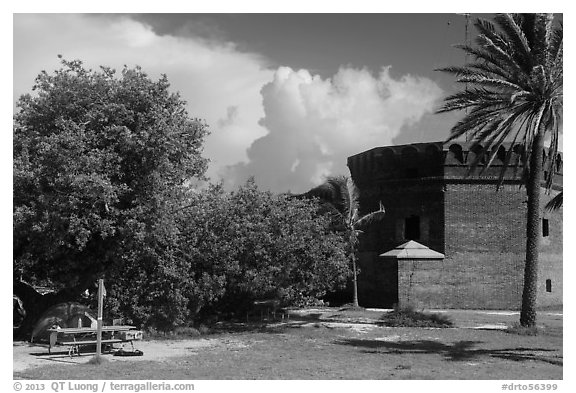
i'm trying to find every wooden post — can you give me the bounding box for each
[96,278,104,357]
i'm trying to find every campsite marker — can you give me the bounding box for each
[96,279,105,358]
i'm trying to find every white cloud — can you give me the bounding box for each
[13,15,444,194]
[13,14,273,181]
[224,66,444,193]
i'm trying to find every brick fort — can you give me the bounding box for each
[347,141,563,310]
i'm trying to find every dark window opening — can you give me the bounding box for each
[542,219,549,237]
[496,146,507,163]
[546,279,552,293]
[556,154,562,172]
[405,168,418,178]
[405,215,420,240]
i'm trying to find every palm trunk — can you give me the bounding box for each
[351,252,359,308]
[520,131,545,327]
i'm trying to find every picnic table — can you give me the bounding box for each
[47,325,142,357]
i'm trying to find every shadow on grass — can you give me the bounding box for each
[336,338,562,366]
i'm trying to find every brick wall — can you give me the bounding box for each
[349,142,563,310]
[355,180,444,308]
[441,183,526,308]
[440,184,563,309]
[538,190,563,308]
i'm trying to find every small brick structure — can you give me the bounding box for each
[347,141,562,310]
[380,240,445,309]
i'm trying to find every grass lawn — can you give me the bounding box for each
[14,309,562,380]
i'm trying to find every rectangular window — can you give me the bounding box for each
[405,168,418,178]
[546,279,552,293]
[405,215,420,240]
[542,219,549,237]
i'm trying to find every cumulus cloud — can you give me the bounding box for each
[224,66,444,193]
[13,15,445,194]
[13,14,273,181]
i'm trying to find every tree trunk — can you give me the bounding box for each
[351,252,359,308]
[520,131,545,327]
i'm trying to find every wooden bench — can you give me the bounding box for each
[246,299,286,322]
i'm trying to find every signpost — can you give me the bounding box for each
[96,279,104,358]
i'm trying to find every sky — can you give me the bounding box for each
[11,11,560,193]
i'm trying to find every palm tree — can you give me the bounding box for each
[437,14,562,327]
[305,175,385,308]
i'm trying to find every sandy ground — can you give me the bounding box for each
[13,338,219,372]
[13,309,562,373]
[12,321,374,373]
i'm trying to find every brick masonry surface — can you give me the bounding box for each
[349,141,563,310]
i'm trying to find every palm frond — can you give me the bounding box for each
[493,14,532,65]
[305,175,351,217]
[455,76,523,92]
[468,62,518,83]
[434,65,492,80]
[438,88,511,114]
[453,44,512,75]
[354,201,385,229]
[476,111,527,180]
[475,32,523,68]
[355,210,386,229]
[306,176,386,234]
[549,22,563,67]
[545,192,562,211]
[345,176,360,224]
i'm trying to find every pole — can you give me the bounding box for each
[96,278,104,358]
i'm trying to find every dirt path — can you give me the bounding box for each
[13,338,217,372]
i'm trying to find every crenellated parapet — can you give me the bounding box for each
[347,141,563,189]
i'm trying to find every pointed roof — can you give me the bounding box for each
[379,240,445,260]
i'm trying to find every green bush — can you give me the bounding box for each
[505,322,539,336]
[144,325,202,340]
[379,305,453,328]
[108,180,351,330]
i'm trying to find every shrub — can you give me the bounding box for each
[144,325,202,340]
[379,305,453,328]
[109,180,350,330]
[505,322,539,336]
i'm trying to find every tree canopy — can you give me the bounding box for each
[13,59,209,335]
[107,180,350,330]
[437,14,562,183]
[14,59,351,333]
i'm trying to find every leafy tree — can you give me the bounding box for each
[436,14,562,326]
[220,180,350,308]
[13,58,209,337]
[108,180,350,330]
[303,175,385,308]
